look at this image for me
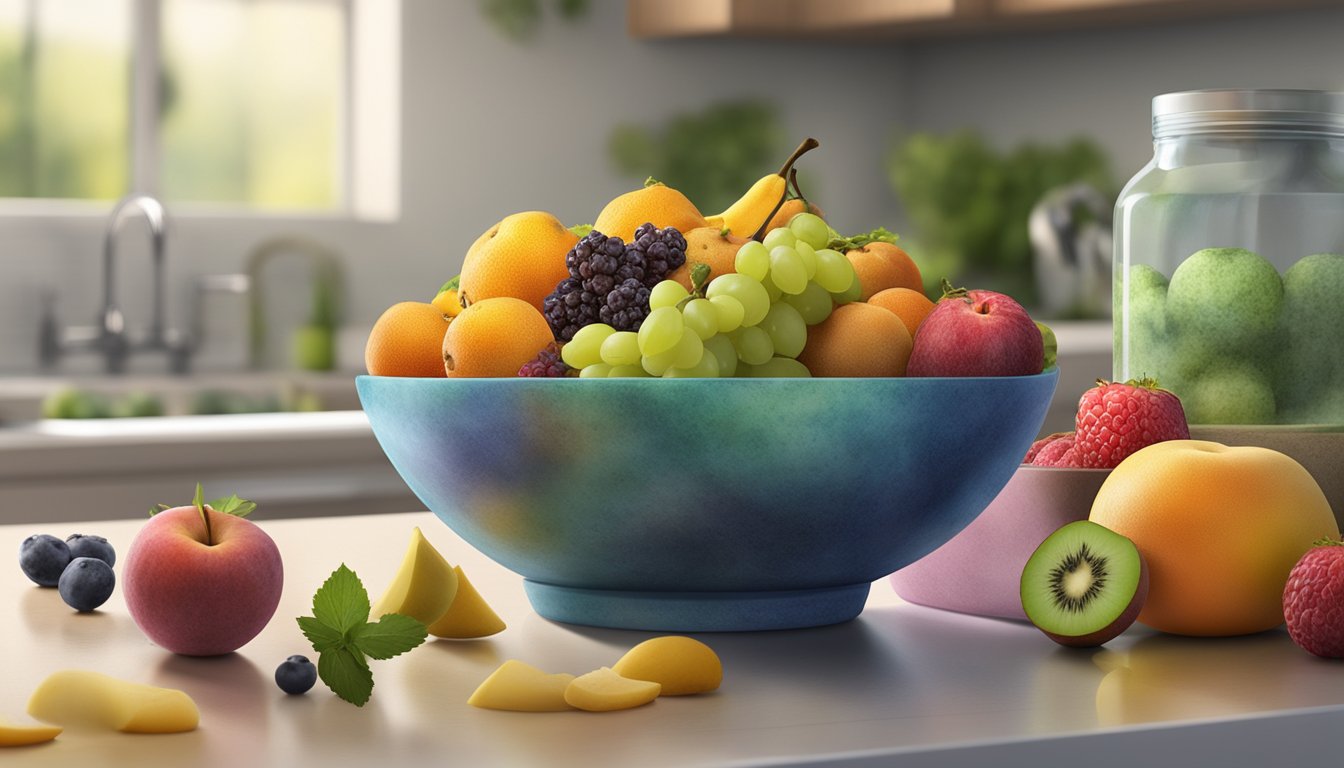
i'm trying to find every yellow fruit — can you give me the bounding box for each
[458,212,577,313]
[427,565,506,639]
[468,660,575,712]
[612,636,722,696]
[371,527,459,626]
[710,138,820,239]
[441,297,555,378]
[563,667,660,712]
[365,302,451,378]
[27,671,199,734]
[593,181,708,242]
[432,275,463,318]
[668,227,748,289]
[1089,440,1339,636]
[0,720,61,747]
[797,302,913,377]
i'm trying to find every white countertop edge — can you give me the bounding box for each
[0,409,372,448]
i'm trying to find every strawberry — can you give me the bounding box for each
[1024,432,1071,464]
[1030,434,1076,467]
[1074,378,1189,469]
[1284,540,1344,658]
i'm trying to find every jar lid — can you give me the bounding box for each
[1152,89,1344,138]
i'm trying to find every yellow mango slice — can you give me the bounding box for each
[0,719,62,747]
[27,671,199,734]
[371,527,459,625]
[612,636,722,695]
[468,660,575,712]
[428,566,506,639]
[563,667,660,712]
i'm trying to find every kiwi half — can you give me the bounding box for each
[1020,520,1148,647]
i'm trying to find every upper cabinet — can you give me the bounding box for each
[627,0,1341,40]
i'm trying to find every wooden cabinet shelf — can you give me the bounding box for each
[628,0,1339,40]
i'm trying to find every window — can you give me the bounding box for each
[0,0,398,217]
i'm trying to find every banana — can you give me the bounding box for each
[711,138,818,240]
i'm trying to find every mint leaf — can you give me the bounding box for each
[352,614,428,660]
[318,647,374,707]
[297,616,344,653]
[311,565,370,634]
[208,493,257,518]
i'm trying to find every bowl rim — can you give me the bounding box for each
[355,369,1060,385]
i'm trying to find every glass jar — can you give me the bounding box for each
[1114,89,1344,425]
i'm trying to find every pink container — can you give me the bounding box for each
[889,465,1111,621]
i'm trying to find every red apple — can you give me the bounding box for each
[906,286,1043,377]
[123,506,283,656]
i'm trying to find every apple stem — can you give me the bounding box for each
[202,506,214,546]
[940,278,971,303]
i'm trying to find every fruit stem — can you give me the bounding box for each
[940,278,971,303]
[677,264,714,310]
[826,227,900,252]
[643,176,662,188]
[789,168,809,208]
[1312,538,1344,547]
[776,138,820,178]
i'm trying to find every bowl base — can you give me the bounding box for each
[523,580,872,632]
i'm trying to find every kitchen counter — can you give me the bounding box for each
[2,511,1342,767]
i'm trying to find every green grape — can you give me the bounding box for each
[706,274,770,327]
[830,273,863,305]
[761,302,807,358]
[783,282,834,325]
[761,271,783,302]
[704,333,738,377]
[579,363,612,378]
[663,349,720,378]
[769,246,808,295]
[750,356,812,378]
[641,347,676,376]
[708,294,744,334]
[682,298,718,341]
[794,241,818,280]
[788,212,830,251]
[670,327,705,370]
[609,364,652,377]
[733,240,770,281]
[762,227,796,250]
[561,323,615,369]
[599,331,641,367]
[637,306,684,356]
[649,280,690,311]
[731,326,774,366]
[814,248,857,294]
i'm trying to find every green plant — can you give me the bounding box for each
[887,130,1114,306]
[608,101,783,215]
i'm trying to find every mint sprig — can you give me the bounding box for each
[297,565,427,706]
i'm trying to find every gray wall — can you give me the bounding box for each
[3,1,1343,376]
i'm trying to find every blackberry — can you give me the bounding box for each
[518,342,575,378]
[543,225,688,341]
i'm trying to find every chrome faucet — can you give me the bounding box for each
[38,194,192,374]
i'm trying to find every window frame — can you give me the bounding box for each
[0,0,399,223]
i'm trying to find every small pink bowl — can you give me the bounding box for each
[889,465,1112,621]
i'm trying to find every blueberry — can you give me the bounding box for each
[19,534,71,587]
[275,655,317,695]
[66,534,116,567]
[57,557,115,612]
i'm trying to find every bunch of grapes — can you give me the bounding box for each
[558,213,857,378]
[542,224,687,341]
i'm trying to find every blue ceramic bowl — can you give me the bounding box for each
[357,372,1057,632]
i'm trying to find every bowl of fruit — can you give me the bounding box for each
[359,139,1058,631]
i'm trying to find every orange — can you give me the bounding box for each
[458,212,577,314]
[593,182,708,243]
[867,287,935,339]
[442,297,554,378]
[764,199,825,235]
[797,302,912,377]
[365,302,451,377]
[845,243,922,301]
[1089,440,1338,637]
[668,227,747,289]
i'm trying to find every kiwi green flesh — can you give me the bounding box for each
[1020,520,1149,647]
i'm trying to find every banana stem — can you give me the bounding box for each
[777,138,820,177]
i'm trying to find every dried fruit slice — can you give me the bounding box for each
[0,719,62,747]
[428,566,506,639]
[563,667,660,712]
[612,636,721,696]
[27,671,198,734]
[468,661,574,712]
[370,528,458,626]
[1020,521,1148,647]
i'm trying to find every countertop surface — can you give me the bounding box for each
[3,511,1343,768]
